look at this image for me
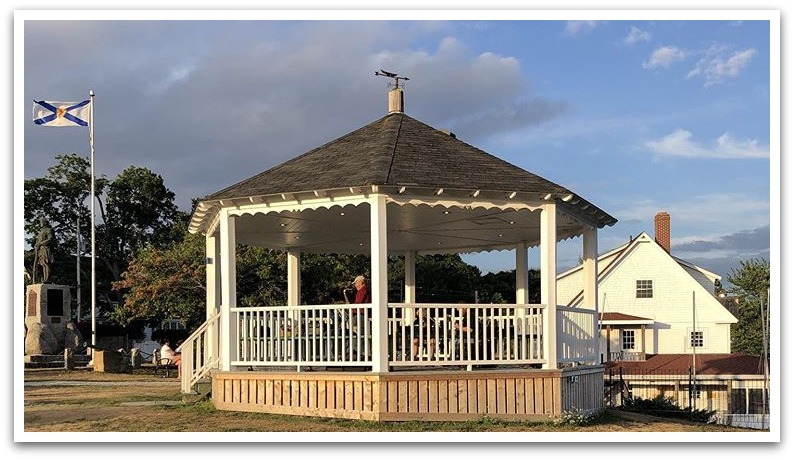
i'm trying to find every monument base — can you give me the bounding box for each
[24,353,91,369]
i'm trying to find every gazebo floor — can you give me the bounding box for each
[211,365,605,421]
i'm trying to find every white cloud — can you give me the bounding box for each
[614,193,770,237]
[687,48,756,87]
[564,21,598,36]
[645,129,769,159]
[624,26,651,45]
[642,46,686,69]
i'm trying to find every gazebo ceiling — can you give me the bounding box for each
[189,108,617,249]
[231,197,588,255]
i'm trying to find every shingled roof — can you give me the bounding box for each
[604,353,766,376]
[207,112,583,202]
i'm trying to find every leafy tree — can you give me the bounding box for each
[727,258,770,357]
[99,166,182,280]
[478,269,541,304]
[24,154,185,320]
[111,228,206,328]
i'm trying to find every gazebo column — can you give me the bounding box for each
[404,250,416,304]
[583,225,598,364]
[219,210,237,371]
[370,194,389,372]
[515,242,528,304]
[205,230,221,365]
[287,250,301,308]
[540,203,557,369]
[515,242,529,355]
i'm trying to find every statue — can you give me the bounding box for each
[32,217,54,284]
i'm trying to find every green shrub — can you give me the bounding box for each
[621,395,715,423]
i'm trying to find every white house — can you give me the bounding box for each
[557,212,738,362]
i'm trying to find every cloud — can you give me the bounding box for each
[645,129,769,159]
[673,225,770,254]
[24,22,568,211]
[607,196,770,278]
[614,193,770,237]
[563,21,598,36]
[642,46,686,69]
[687,48,756,87]
[624,26,651,45]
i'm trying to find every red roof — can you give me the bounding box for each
[604,353,766,376]
[600,312,653,322]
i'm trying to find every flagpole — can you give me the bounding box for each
[76,215,81,328]
[89,90,97,362]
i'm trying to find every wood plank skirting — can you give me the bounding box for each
[211,366,604,421]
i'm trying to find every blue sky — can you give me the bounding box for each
[17,10,776,284]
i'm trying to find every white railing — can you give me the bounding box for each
[387,304,545,368]
[232,304,373,369]
[230,303,549,369]
[180,309,221,393]
[556,305,598,365]
[609,351,646,362]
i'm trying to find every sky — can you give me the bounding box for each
[18,10,776,284]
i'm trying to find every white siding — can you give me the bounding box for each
[557,233,738,355]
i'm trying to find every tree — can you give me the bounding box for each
[111,228,207,328]
[478,269,541,304]
[727,258,770,357]
[24,155,185,320]
[99,165,182,280]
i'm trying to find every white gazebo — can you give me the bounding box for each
[182,85,617,421]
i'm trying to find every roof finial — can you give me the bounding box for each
[375,69,409,89]
[375,70,408,114]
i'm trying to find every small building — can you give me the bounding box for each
[181,80,617,421]
[557,211,738,362]
[605,353,769,429]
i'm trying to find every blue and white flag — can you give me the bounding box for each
[33,100,90,127]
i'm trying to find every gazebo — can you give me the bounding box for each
[182,84,617,421]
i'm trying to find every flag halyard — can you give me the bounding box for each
[33,100,90,127]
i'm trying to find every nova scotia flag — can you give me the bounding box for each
[33,100,90,127]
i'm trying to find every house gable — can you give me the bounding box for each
[557,231,738,354]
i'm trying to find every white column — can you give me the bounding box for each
[540,203,557,369]
[583,225,599,364]
[219,210,237,371]
[370,194,388,372]
[287,251,301,307]
[287,250,302,336]
[404,250,416,323]
[205,232,220,365]
[515,242,528,305]
[205,233,219,318]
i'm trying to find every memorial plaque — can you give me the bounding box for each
[27,291,38,316]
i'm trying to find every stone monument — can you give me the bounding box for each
[24,283,85,366]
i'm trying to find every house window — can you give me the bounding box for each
[621,330,635,350]
[690,331,705,348]
[636,279,653,298]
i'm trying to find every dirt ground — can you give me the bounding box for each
[22,366,761,434]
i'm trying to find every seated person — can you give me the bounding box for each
[159,337,182,377]
[452,306,487,360]
[411,308,436,360]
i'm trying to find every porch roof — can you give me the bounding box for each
[600,312,655,325]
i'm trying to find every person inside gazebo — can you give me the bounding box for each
[343,275,371,360]
[411,307,437,361]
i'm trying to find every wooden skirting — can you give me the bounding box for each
[212,366,604,421]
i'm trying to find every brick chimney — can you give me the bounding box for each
[654,211,671,253]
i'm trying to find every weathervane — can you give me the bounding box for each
[375,69,409,89]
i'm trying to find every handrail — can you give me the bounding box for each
[180,309,221,393]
